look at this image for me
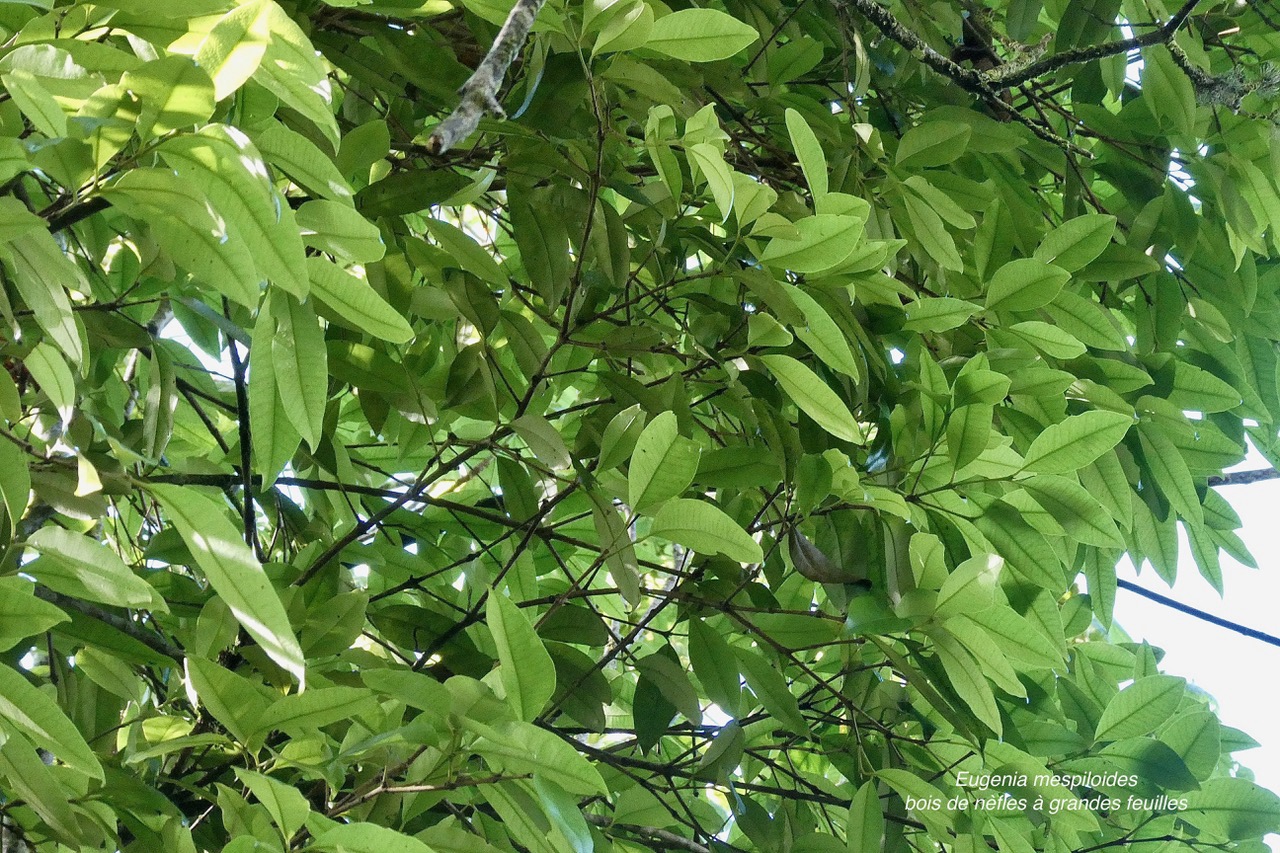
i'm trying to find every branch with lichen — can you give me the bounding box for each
[427,0,546,155]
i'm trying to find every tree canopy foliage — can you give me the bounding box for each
[1,0,1279,850]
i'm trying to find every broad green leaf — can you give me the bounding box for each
[784,283,861,380]
[150,485,305,684]
[628,411,700,511]
[270,293,327,449]
[472,720,608,795]
[23,342,74,425]
[0,662,102,780]
[0,578,66,651]
[1142,45,1196,135]
[760,354,861,443]
[234,769,310,842]
[895,121,971,168]
[934,553,1001,618]
[644,9,758,61]
[249,297,301,487]
[0,734,86,845]
[121,56,216,137]
[735,647,808,733]
[760,214,865,274]
[597,404,646,471]
[254,686,377,736]
[1094,675,1185,742]
[688,618,741,718]
[487,593,555,721]
[847,781,884,852]
[6,229,86,365]
[159,126,309,299]
[298,200,385,263]
[968,605,1064,671]
[1185,778,1280,840]
[933,630,1001,735]
[1137,421,1203,525]
[1033,214,1116,271]
[103,167,259,306]
[314,823,437,853]
[651,498,762,563]
[194,0,273,101]
[1022,410,1133,474]
[784,108,827,201]
[686,143,734,222]
[306,258,413,343]
[985,258,1070,312]
[26,527,167,612]
[1007,320,1087,359]
[251,120,353,202]
[511,414,572,471]
[902,297,980,333]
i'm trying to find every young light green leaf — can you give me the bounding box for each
[933,630,1002,735]
[1021,410,1134,474]
[848,780,884,852]
[23,342,74,425]
[234,768,311,843]
[487,593,556,721]
[934,553,1002,618]
[895,121,971,168]
[760,354,861,444]
[686,143,735,222]
[644,9,758,62]
[150,484,305,684]
[194,0,272,100]
[651,498,762,564]
[297,200,385,264]
[784,283,861,381]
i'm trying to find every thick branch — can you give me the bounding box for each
[33,587,183,661]
[1207,467,1279,487]
[426,0,545,154]
[988,0,1204,87]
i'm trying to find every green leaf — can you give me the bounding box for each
[644,9,758,61]
[628,411,700,511]
[314,823,437,853]
[985,259,1070,312]
[194,0,273,101]
[902,297,980,333]
[651,498,762,563]
[759,214,865,274]
[896,121,971,168]
[248,297,301,487]
[472,720,608,795]
[784,108,827,201]
[760,354,861,443]
[686,142,735,222]
[149,485,305,684]
[934,553,1002,618]
[847,781,884,852]
[23,342,75,425]
[297,200,385,263]
[0,662,102,780]
[270,293,327,449]
[784,283,861,380]
[1142,45,1196,135]
[26,527,167,612]
[234,768,311,842]
[1137,421,1203,525]
[306,258,413,343]
[1033,214,1116,271]
[487,593,555,721]
[121,56,216,137]
[254,686,377,736]
[103,167,260,307]
[1185,778,1280,840]
[1094,675,1185,742]
[734,647,808,733]
[0,578,66,651]
[933,630,1001,734]
[511,414,572,471]
[1022,410,1133,474]
[159,126,309,299]
[6,229,86,365]
[688,618,742,718]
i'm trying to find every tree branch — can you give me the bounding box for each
[33,587,183,661]
[426,0,545,154]
[1207,467,1279,487]
[584,815,718,853]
